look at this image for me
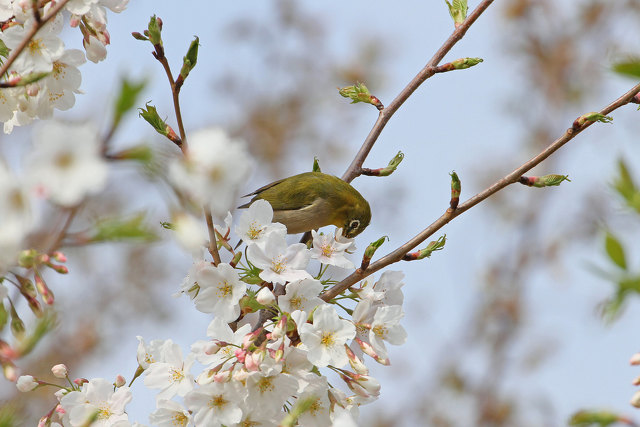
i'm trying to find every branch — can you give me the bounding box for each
[322,80,640,301]
[341,0,495,182]
[0,0,71,78]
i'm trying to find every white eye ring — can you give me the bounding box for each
[349,219,360,230]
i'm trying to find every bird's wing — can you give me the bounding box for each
[241,177,288,198]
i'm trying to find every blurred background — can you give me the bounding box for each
[3,0,640,425]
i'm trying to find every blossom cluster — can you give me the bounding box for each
[18,200,408,426]
[0,120,106,272]
[0,0,128,133]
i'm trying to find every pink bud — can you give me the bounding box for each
[69,14,81,27]
[73,377,88,386]
[256,287,275,305]
[242,328,262,350]
[630,353,640,365]
[51,251,67,263]
[345,345,368,375]
[271,315,287,340]
[114,375,126,387]
[51,364,67,378]
[234,348,246,363]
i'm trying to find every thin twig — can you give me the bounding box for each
[322,81,640,301]
[156,56,187,152]
[0,0,71,78]
[341,0,495,183]
[204,207,221,265]
[46,205,80,254]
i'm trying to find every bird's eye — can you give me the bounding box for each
[349,219,360,230]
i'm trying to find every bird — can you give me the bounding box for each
[239,171,371,238]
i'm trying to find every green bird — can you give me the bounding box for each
[239,172,371,238]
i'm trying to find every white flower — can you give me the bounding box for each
[296,377,331,427]
[352,299,375,344]
[43,49,86,112]
[59,378,132,427]
[0,163,32,271]
[299,304,356,368]
[1,17,64,73]
[174,256,209,298]
[66,0,100,15]
[143,340,194,400]
[184,382,245,427]
[27,120,107,206]
[235,199,286,246]
[169,128,252,216]
[310,229,355,269]
[191,317,252,383]
[331,406,359,427]
[278,278,323,314]
[0,88,20,122]
[16,375,38,392]
[247,232,312,285]
[136,336,166,369]
[83,35,108,63]
[149,399,191,427]
[172,211,208,255]
[0,0,12,21]
[51,364,68,378]
[192,263,246,321]
[358,271,404,306]
[100,0,129,13]
[369,305,407,359]
[234,406,279,427]
[245,357,299,410]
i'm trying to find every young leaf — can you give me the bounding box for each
[604,232,626,270]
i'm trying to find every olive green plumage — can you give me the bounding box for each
[239,172,371,237]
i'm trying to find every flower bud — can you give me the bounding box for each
[345,345,368,375]
[51,364,67,378]
[16,375,38,392]
[630,353,640,365]
[73,377,88,386]
[271,315,287,340]
[114,375,126,388]
[632,390,640,408]
[256,287,275,305]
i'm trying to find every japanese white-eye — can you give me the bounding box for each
[239,172,371,238]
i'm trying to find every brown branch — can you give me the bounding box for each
[155,54,187,153]
[322,80,640,302]
[341,0,495,183]
[46,205,80,254]
[0,0,71,78]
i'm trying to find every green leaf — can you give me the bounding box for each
[0,405,19,427]
[569,409,622,426]
[612,59,640,79]
[604,232,626,270]
[179,36,200,81]
[0,39,9,60]
[92,213,158,243]
[114,78,147,126]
